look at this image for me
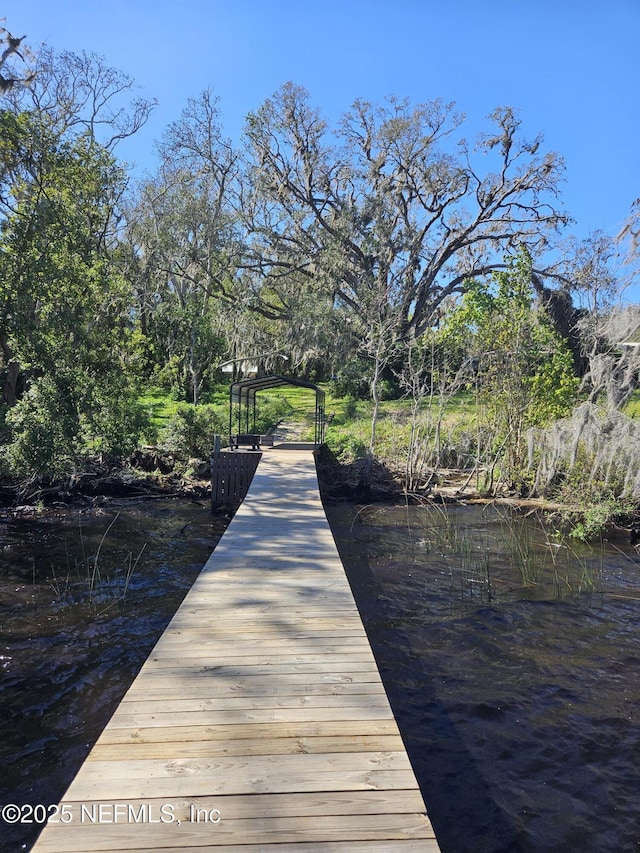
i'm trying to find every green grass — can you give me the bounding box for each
[136,381,480,468]
[139,385,233,430]
[138,381,476,429]
[138,389,184,432]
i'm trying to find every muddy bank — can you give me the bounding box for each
[0,450,212,510]
[315,445,640,541]
[315,444,546,505]
[3,444,638,541]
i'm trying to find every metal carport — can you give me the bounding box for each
[229,375,326,445]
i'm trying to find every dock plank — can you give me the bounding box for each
[32,447,439,852]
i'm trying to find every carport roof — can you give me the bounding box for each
[230,375,324,403]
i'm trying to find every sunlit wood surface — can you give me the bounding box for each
[32,446,439,852]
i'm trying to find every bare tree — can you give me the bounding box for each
[123,91,243,401]
[5,45,156,150]
[396,333,470,493]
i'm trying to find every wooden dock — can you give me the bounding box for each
[32,445,439,851]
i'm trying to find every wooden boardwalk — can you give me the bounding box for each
[32,446,439,852]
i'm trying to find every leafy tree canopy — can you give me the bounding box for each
[241,83,575,344]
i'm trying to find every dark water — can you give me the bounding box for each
[0,498,227,852]
[324,502,640,853]
[2,499,640,852]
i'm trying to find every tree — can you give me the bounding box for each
[578,303,640,411]
[395,329,469,492]
[124,90,242,401]
[5,44,155,151]
[617,197,640,295]
[0,124,146,474]
[242,84,572,348]
[0,47,154,475]
[441,250,579,491]
[125,172,229,402]
[0,44,156,401]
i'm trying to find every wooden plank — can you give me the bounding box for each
[39,789,429,819]
[112,694,394,713]
[121,675,386,700]
[120,682,388,701]
[148,635,375,650]
[165,601,362,612]
[70,751,413,782]
[90,734,407,759]
[104,705,400,728]
[156,625,370,638]
[151,637,373,651]
[94,718,406,745]
[132,662,382,677]
[33,814,435,851]
[62,769,422,801]
[142,654,378,667]
[32,448,439,852]
[35,843,439,853]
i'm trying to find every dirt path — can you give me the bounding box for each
[271,419,310,442]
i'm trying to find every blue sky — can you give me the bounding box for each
[3,0,639,257]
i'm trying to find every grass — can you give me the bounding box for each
[136,382,480,466]
[46,512,147,615]
[135,380,638,541]
[138,389,185,432]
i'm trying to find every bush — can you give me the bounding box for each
[567,495,635,541]
[84,383,150,459]
[376,378,401,401]
[1,374,152,476]
[160,404,226,460]
[328,360,370,399]
[2,376,81,477]
[326,424,368,463]
[0,402,10,445]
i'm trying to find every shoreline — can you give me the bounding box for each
[1,448,638,541]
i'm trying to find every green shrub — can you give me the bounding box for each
[83,382,150,459]
[328,360,370,399]
[326,426,368,462]
[0,402,10,445]
[160,404,226,460]
[376,378,400,401]
[344,398,361,420]
[2,374,151,476]
[2,376,81,476]
[568,496,635,541]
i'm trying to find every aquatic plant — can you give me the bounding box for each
[408,502,605,605]
[45,512,146,614]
